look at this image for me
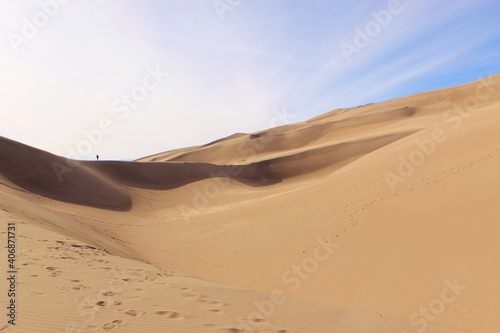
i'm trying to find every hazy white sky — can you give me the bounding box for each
[1,0,499,160]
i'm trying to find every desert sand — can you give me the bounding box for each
[1,74,499,332]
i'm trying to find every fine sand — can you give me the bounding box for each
[1,75,499,332]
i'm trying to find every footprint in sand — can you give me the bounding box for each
[125,309,144,317]
[93,259,107,263]
[208,308,223,314]
[225,329,245,333]
[102,320,124,330]
[96,300,110,307]
[46,266,62,275]
[155,310,184,319]
[250,317,265,324]
[130,269,146,277]
[102,291,118,297]
[156,281,169,286]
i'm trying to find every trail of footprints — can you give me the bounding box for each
[284,146,500,254]
[97,284,232,330]
[23,237,193,331]
[343,146,500,231]
[9,219,296,332]
[93,280,189,330]
[173,285,225,316]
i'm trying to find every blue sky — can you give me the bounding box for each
[1,0,499,160]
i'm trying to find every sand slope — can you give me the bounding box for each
[1,75,499,332]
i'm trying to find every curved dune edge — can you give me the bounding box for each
[265,130,418,178]
[140,106,421,165]
[0,136,132,211]
[86,159,282,190]
[0,137,283,209]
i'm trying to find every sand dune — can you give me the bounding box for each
[0,137,132,211]
[1,75,499,332]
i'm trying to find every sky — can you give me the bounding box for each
[1,0,499,160]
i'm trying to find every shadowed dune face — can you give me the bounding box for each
[0,136,284,209]
[146,107,422,165]
[86,159,282,190]
[265,130,418,178]
[0,136,132,210]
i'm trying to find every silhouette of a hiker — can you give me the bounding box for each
[96,154,99,161]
